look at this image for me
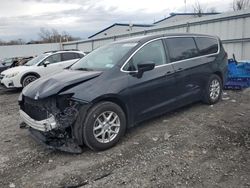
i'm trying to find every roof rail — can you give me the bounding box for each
[43,49,80,53]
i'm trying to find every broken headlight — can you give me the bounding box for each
[55,94,80,129]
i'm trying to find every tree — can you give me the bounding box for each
[233,0,250,10]
[207,7,217,13]
[39,28,52,43]
[193,1,204,17]
[0,39,26,46]
[38,28,80,43]
[193,1,218,17]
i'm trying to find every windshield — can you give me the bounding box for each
[71,42,137,71]
[2,58,13,66]
[25,54,49,66]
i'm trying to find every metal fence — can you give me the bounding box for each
[1,9,250,60]
[62,9,250,60]
[0,43,61,59]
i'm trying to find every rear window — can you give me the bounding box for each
[78,53,84,58]
[195,37,218,55]
[62,52,79,61]
[165,37,199,62]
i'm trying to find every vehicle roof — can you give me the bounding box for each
[114,33,218,44]
[44,50,84,55]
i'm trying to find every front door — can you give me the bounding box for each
[124,39,177,122]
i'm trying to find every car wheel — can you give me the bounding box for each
[81,101,126,151]
[203,74,222,105]
[22,75,38,87]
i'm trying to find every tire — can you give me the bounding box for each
[22,74,38,87]
[203,74,222,105]
[81,101,126,151]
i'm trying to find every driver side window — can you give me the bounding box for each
[43,54,61,65]
[124,40,167,71]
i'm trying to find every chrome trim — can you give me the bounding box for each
[20,110,57,132]
[120,35,220,73]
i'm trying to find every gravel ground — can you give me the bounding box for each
[0,89,249,188]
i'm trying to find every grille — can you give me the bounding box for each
[23,96,51,121]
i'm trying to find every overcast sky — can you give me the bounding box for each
[0,0,234,41]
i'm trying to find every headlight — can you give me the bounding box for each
[5,72,19,78]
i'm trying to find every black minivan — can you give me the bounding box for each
[19,33,228,153]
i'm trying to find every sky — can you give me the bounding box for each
[0,0,234,41]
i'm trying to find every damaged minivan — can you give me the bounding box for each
[19,34,228,153]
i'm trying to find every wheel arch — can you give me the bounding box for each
[20,72,40,85]
[91,95,130,126]
[213,71,223,84]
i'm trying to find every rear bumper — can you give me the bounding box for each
[19,110,57,132]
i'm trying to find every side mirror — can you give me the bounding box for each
[43,61,50,67]
[136,62,155,78]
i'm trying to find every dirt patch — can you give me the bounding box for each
[0,89,249,187]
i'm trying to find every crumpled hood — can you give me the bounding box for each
[22,69,102,99]
[1,66,32,75]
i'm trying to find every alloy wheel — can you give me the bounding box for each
[23,75,37,87]
[93,111,120,143]
[209,79,221,101]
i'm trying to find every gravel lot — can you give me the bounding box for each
[0,89,249,188]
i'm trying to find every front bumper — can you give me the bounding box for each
[19,95,88,153]
[1,77,18,88]
[20,110,57,132]
[1,74,22,88]
[20,109,83,153]
[29,128,83,154]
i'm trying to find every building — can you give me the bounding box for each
[88,23,153,39]
[154,12,220,26]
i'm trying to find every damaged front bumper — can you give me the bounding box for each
[19,94,89,153]
[20,109,83,153]
[20,110,57,132]
[29,128,83,154]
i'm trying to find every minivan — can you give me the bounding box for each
[19,34,228,153]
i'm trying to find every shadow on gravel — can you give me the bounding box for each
[0,88,22,95]
[128,101,201,132]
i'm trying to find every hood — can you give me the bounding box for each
[22,69,102,99]
[1,66,32,75]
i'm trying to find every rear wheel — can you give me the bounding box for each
[22,75,38,87]
[81,101,126,151]
[203,74,222,105]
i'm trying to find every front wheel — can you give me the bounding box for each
[81,101,126,151]
[203,74,222,105]
[22,75,38,87]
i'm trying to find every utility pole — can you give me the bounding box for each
[184,0,187,13]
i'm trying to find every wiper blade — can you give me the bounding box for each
[74,68,94,71]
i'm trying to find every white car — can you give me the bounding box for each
[0,50,85,88]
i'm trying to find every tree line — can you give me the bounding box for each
[0,28,81,46]
[193,0,250,16]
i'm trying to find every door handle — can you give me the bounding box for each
[176,67,183,72]
[165,71,173,75]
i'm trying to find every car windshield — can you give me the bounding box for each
[71,42,137,71]
[2,58,13,66]
[25,54,48,66]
